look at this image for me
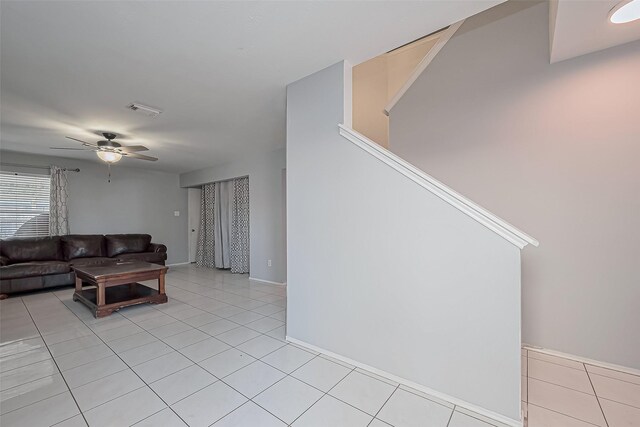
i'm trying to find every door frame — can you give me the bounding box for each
[187,187,202,263]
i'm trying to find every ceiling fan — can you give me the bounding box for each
[51,132,158,163]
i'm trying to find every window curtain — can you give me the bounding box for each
[196,183,215,268]
[196,177,249,273]
[214,180,233,268]
[49,166,69,235]
[230,176,249,273]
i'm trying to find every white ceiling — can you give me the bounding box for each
[550,0,640,63]
[0,1,501,173]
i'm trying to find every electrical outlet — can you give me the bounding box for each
[174,211,180,217]
[268,259,272,267]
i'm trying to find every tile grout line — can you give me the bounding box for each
[137,283,284,337]
[167,272,294,426]
[369,384,400,426]
[1,274,264,422]
[283,360,385,425]
[527,353,587,372]
[60,269,287,426]
[525,403,603,427]
[586,371,640,387]
[0,336,45,360]
[445,404,456,427]
[584,362,611,427]
[525,349,529,426]
[6,267,435,427]
[166,275,438,427]
[18,296,90,426]
[527,349,608,427]
[205,347,368,426]
[196,344,324,425]
[171,273,466,426]
[274,352,341,427]
[50,292,193,427]
[527,375,604,396]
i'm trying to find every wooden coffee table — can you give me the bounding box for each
[72,261,168,318]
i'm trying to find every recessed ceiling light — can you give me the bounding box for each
[609,0,640,24]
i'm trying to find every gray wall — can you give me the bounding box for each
[0,150,189,264]
[287,61,523,422]
[390,1,640,369]
[180,148,286,284]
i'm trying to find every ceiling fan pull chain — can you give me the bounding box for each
[108,163,112,183]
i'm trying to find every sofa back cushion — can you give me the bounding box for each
[0,236,62,262]
[61,235,105,260]
[105,234,151,257]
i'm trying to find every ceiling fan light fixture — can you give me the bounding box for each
[609,0,640,24]
[97,151,122,163]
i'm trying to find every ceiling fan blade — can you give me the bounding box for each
[65,136,98,147]
[118,145,149,153]
[124,152,158,161]
[50,147,93,150]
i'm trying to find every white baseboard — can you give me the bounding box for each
[167,262,192,267]
[522,344,640,376]
[249,277,286,286]
[286,336,522,427]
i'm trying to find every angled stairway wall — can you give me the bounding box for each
[388,1,640,370]
[286,61,536,425]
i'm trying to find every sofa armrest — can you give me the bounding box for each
[0,256,9,266]
[148,243,167,253]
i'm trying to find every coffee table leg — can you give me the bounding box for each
[158,272,166,295]
[97,281,105,307]
[75,275,82,292]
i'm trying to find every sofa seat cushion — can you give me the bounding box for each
[0,261,71,279]
[0,237,62,262]
[68,257,116,268]
[105,234,152,257]
[116,252,167,264]
[62,235,106,260]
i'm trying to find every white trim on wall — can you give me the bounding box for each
[167,262,192,267]
[287,336,523,427]
[249,277,286,286]
[338,125,538,249]
[384,20,465,115]
[523,344,640,376]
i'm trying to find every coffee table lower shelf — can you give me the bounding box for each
[73,283,168,318]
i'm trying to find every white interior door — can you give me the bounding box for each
[188,187,202,263]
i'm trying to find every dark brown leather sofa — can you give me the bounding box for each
[0,234,167,297]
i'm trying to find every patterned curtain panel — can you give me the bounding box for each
[230,177,249,273]
[49,166,69,235]
[196,177,249,273]
[196,183,216,268]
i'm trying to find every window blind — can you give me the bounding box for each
[0,171,50,239]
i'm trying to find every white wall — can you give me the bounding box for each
[180,148,286,284]
[390,1,640,369]
[352,36,438,147]
[353,56,389,146]
[287,61,523,423]
[0,150,189,264]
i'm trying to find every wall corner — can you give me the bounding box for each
[342,61,353,128]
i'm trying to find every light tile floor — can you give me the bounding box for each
[522,348,640,427]
[0,264,637,427]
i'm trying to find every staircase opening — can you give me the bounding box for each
[352,29,444,148]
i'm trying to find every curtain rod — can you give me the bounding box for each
[0,162,80,172]
[201,174,249,186]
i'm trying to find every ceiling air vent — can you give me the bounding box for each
[126,102,162,117]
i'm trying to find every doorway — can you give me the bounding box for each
[188,187,201,263]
